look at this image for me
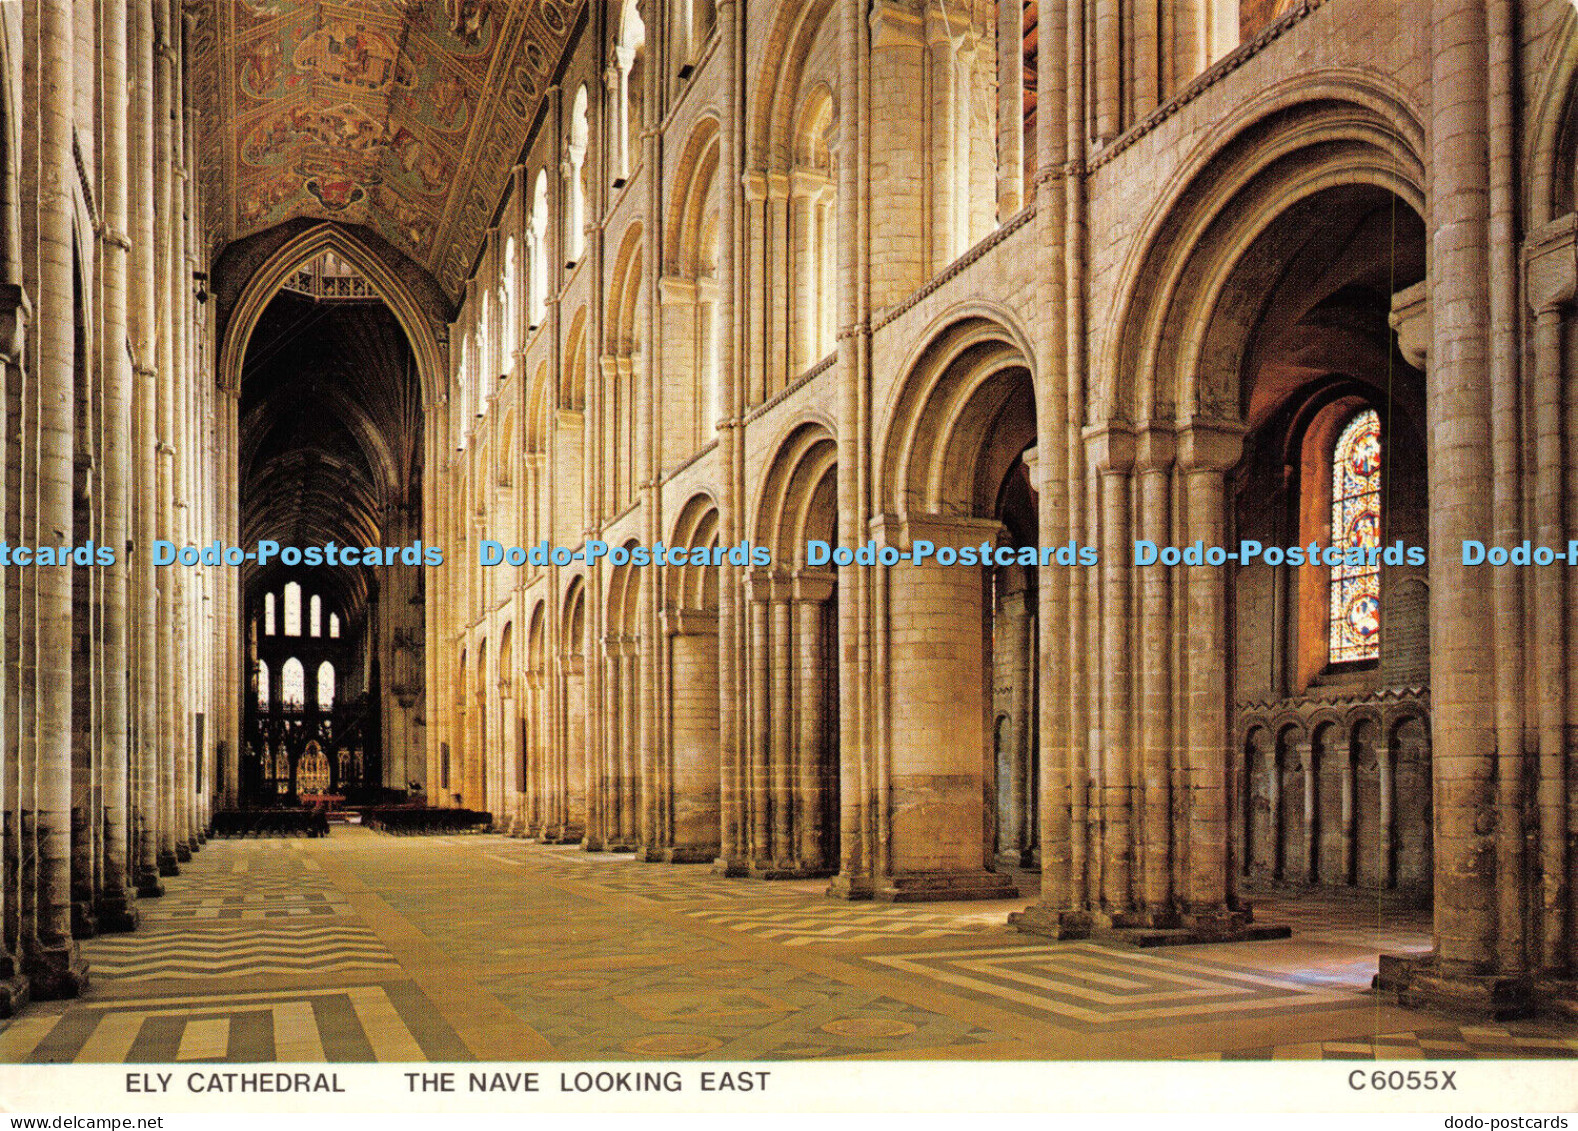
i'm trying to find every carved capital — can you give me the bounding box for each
[1177,417,1246,473]
[1388,281,1430,371]
[1083,421,1136,474]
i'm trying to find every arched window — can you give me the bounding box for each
[257,660,270,711]
[567,86,589,265]
[284,581,302,636]
[480,287,495,386]
[457,331,474,444]
[530,171,549,326]
[613,0,646,186]
[281,657,306,709]
[318,661,336,711]
[264,592,276,636]
[473,328,486,419]
[792,87,836,370]
[1328,408,1382,663]
[309,594,322,637]
[501,232,518,361]
[329,613,341,639]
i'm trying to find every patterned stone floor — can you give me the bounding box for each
[0,828,1573,1063]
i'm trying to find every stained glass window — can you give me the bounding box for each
[264,592,276,636]
[1329,408,1382,663]
[256,660,270,711]
[310,594,322,637]
[281,657,306,709]
[284,581,302,637]
[329,613,341,639]
[318,661,335,711]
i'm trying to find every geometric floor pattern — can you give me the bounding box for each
[681,903,1009,947]
[84,924,400,981]
[864,943,1354,1031]
[0,827,1572,1062]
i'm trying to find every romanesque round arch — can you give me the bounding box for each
[1105,88,1426,425]
[753,419,837,569]
[879,312,1036,520]
[669,491,721,614]
[749,0,837,172]
[664,115,721,276]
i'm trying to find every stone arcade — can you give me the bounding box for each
[0,0,1574,1027]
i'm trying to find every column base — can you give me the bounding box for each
[185,837,200,855]
[605,839,637,853]
[157,851,180,877]
[872,870,1020,903]
[70,900,97,940]
[826,872,875,900]
[653,846,723,865]
[1010,902,1291,946]
[135,871,165,898]
[175,843,192,863]
[711,856,751,878]
[540,824,586,844]
[195,831,207,846]
[24,943,89,1001]
[748,859,834,880]
[1375,953,1535,1020]
[94,893,139,933]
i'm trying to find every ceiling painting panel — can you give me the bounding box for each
[191,0,582,298]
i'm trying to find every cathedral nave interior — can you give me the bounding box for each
[0,0,1572,1061]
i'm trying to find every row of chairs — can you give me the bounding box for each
[360,807,492,835]
[210,809,330,838]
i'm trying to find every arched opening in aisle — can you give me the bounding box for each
[518,607,544,838]
[872,315,1035,901]
[547,577,589,845]
[590,542,643,852]
[653,494,724,864]
[1103,95,1432,935]
[747,424,840,878]
[1226,184,1431,910]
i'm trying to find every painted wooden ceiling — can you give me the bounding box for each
[189,0,581,298]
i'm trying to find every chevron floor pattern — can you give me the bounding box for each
[682,903,1009,945]
[0,829,1571,1062]
[84,924,399,980]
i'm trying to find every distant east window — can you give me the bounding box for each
[318,661,336,711]
[281,657,305,709]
